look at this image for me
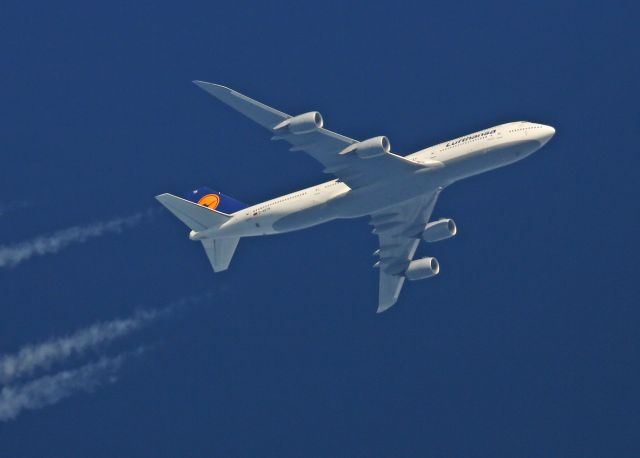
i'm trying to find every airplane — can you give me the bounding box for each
[156,81,555,312]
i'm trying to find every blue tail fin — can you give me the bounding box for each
[184,186,248,215]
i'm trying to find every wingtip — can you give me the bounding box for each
[376,301,396,314]
[192,80,231,92]
[155,193,181,205]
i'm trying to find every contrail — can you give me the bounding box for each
[0,293,208,421]
[0,309,162,385]
[0,210,153,269]
[0,353,126,422]
[0,294,208,386]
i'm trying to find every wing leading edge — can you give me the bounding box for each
[192,81,423,189]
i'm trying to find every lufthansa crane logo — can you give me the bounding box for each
[197,193,221,209]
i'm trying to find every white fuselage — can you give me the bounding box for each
[192,121,555,240]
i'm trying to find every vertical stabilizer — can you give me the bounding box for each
[183,186,248,214]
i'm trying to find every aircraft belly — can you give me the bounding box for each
[267,143,532,233]
[343,178,438,216]
[440,139,542,181]
[271,203,336,232]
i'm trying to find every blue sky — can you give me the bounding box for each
[1,1,638,456]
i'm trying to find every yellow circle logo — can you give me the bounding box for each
[197,194,221,209]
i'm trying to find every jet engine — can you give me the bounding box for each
[339,136,390,159]
[405,257,440,280]
[422,218,457,242]
[274,112,323,134]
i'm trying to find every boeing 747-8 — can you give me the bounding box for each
[156,82,555,312]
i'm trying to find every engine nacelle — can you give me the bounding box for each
[405,257,440,281]
[339,136,390,159]
[422,218,457,242]
[274,111,323,134]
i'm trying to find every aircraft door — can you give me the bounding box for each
[312,185,322,204]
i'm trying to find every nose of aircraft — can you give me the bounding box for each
[538,124,556,145]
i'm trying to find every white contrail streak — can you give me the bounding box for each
[0,309,162,385]
[0,211,152,269]
[0,293,208,421]
[0,354,125,422]
[0,294,207,386]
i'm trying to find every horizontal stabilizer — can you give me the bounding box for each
[202,238,240,272]
[155,193,230,231]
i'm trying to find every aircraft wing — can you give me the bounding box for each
[193,81,423,189]
[371,190,440,313]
